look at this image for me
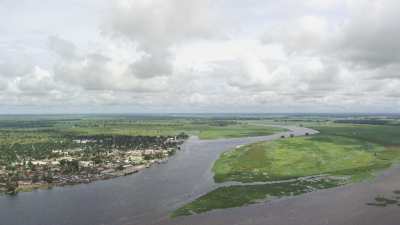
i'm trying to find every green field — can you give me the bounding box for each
[65,121,285,140]
[311,124,400,146]
[0,117,285,140]
[213,136,391,183]
[173,124,400,216]
[0,116,286,167]
[197,125,284,140]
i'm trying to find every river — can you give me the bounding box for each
[0,126,315,225]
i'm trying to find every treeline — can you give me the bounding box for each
[0,141,78,164]
[71,133,188,150]
[0,119,79,129]
[0,133,189,166]
[334,120,393,125]
[191,120,239,127]
[274,119,329,123]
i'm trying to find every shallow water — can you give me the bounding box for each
[0,126,315,225]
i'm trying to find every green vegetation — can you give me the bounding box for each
[311,124,400,146]
[173,123,400,217]
[0,115,286,194]
[0,116,285,166]
[172,178,342,217]
[67,120,284,140]
[197,125,284,140]
[213,135,394,183]
[367,190,400,207]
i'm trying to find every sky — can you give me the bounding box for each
[1,0,400,114]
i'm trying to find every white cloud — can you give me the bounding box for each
[1,0,400,113]
[104,0,218,79]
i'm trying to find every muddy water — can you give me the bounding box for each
[0,126,314,225]
[165,160,400,225]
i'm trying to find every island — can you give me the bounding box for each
[173,122,400,216]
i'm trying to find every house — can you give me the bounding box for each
[58,156,74,161]
[126,150,142,156]
[100,168,115,174]
[50,161,60,166]
[31,160,48,166]
[144,149,155,155]
[79,161,94,167]
[52,150,68,155]
[126,156,144,164]
[17,180,33,186]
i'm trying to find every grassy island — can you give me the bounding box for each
[173,124,400,217]
[213,136,390,183]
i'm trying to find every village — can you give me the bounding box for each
[0,135,186,194]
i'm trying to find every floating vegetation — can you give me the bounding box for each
[173,128,400,217]
[366,191,400,207]
[172,177,344,217]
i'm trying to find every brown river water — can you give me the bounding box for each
[2,126,398,225]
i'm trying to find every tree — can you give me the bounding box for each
[116,165,124,171]
[5,174,18,195]
[32,173,40,183]
[143,154,153,161]
[60,159,80,173]
[27,161,36,171]
[43,171,54,183]
[177,132,189,140]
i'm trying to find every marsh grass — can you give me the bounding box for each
[173,125,400,217]
[172,177,343,217]
[213,135,392,183]
[366,190,400,207]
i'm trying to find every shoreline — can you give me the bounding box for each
[0,126,320,225]
[0,127,293,196]
[163,164,400,225]
[1,158,170,196]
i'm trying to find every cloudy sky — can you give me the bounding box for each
[1,0,400,114]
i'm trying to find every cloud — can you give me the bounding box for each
[0,78,7,90]
[48,36,79,60]
[107,0,216,45]
[14,66,58,93]
[334,0,400,68]
[50,36,169,92]
[261,15,331,54]
[130,50,172,79]
[261,0,400,73]
[252,0,400,107]
[104,0,217,78]
[2,0,400,113]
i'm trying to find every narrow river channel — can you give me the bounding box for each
[0,126,316,225]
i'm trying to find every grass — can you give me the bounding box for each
[213,135,392,183]
[0,119,286,148]
[366,190,400,207]
[172,177,343,217]
[173,125,400,217]
[0,116,286,167]
[67,122,286,140]
[310,124,400,146]
[0,118,287,144]
[197,125,285,140]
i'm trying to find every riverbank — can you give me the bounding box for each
[13,164,156,192]
[0,126,311,225]
[164,164,400,225]
[2,159,168,195]
[0,117,288,196]
[172,124,400,217]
